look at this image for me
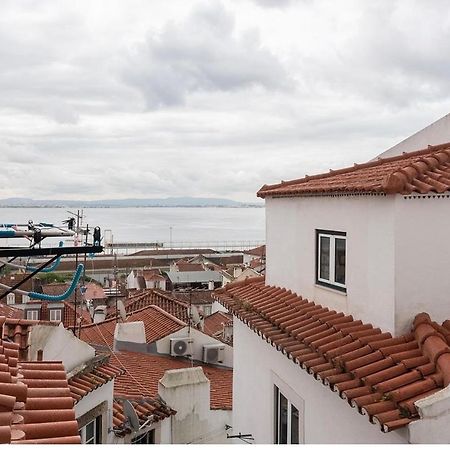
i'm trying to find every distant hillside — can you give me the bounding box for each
[0,197,263,208]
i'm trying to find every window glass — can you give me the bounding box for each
[279,392,288,444]
[50,309,62,322]
[291,404,299,444]
[334,238,346,284]
[85,420,95,444]
[319,236,330,280]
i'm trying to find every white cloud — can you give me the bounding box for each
[0,0,449,202]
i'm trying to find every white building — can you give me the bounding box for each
[214,140,450,444]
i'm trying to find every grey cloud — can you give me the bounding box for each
[122,2,291,108]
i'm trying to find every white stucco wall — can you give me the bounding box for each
[158,367,232,444]
[394,195,450,334]
[156,326,233,368]
[232,320,408,444]
[265,195,397,333]
[29,325,95,373]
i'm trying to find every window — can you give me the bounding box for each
[22,294,29,304]
[80,416,102,444]
[274,386,299,444]
[6,293,15,305]
[131,429,155,444]
[316,229,346,292]
[49,309,62,322]
[26,310,39,321]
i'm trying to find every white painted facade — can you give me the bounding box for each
[156,326,233,368]
[265,194,450,335]
[158,367,232,444]
[233,320,408,444]
[376,113,450,159]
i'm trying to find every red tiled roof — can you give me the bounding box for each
[80,304,185,348]
[111,351,232,410]
[176,263,205,272]
[214,277,450,433]
[244,245,266,257]
[41,283,76,303]
[68,357,124,404]
[63,301,92,329]
[204,311,232,337]
[108,289,189,323]
[0,304,23,320]
[257,142,450,198]
[0,317,80,444]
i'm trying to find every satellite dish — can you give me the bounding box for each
[173,340,188,355]
[190,305,201,326]
[123,399,140,432]
[117,299,127,322]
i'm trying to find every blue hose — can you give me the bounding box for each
[26,241,64,273]
[28,264,84,301]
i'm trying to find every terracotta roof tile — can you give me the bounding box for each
[213,277,450,433]
[68,357,124,404]
[111,351,232,411]
[257,142,450,198]
[80,304,185,348]
[108,289,189,323]
[0,318,80,444]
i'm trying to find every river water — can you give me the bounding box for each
[0,207,265,245]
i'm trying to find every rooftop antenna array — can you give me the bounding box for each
[0,216,103,311]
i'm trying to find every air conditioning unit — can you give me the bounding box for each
[203,344,225,364]
[170,337,193,357]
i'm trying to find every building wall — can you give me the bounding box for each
[232,320,408,444]
[394,195,450,334]
[158,367,232,444]
[156,326,233,368]
[265,195,397,333]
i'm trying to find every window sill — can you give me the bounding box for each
[314,283,347,296]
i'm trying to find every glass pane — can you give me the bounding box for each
[279,393,288,444]
[85,421,95,444]
[334,238,346,284]
[319,236,330,280]
[291,404,299,444]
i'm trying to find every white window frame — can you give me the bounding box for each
[49,309,62,322]
[6,293,15,305]
[316,230,346,292]
[79,416,102,444]
[26,310,39,321]
[272,372,304,444]
[274,385,300,444]
[22,294,30,304]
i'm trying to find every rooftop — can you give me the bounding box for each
[111,351,232,410]
[80,304,186,348]
[257,142,450,198]
[214,277,450,433]
[0,317,81,444]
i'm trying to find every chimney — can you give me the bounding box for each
[113,321,146,352]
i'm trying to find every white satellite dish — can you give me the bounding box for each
[190,305,201,327]
[117,299,127,322]
[123,399,140,432]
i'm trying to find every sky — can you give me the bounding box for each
[1,0,450,202]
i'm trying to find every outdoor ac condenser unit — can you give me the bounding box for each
[202,344,225,364]
[170,337,193,357]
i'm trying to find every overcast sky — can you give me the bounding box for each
[1,0,449,202]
